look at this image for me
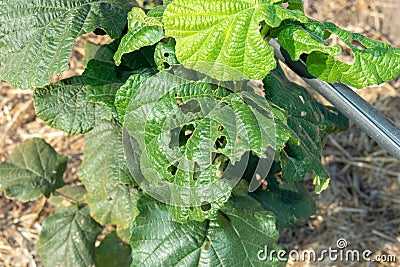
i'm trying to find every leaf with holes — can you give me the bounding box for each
[284,0,304,11]
[0,0,136,89]
[305,22,400,88]
[264,65,348,193]
[114,7,164,65]
[124,71,279,221]
[130,192,284,267]
[36,205,102,267]
[33,76,111,135]
[272,21,342,61]
[154,39,179,70]
[163,0,307,80]
[0,138,66,202]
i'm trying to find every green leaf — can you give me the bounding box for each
[284,0,304,11]
[86,184,140,229]
[95,231,132,267]
[305,22,400,88]
[163,0,306,80]
[81,41,103,68]
[249,164,315,228]
[0,138,66,202]
[130,194,284,267]
[80,120,135,187]
[243,159,315,228]
[274,23,341,61]
[154,39,179,70]
[115,74,149,124]
[80,120,140,229]
[264,65,348,193]
[252,180,315,228]
[124,72,278,221]
[0,0,136,89]
[54,184,86,202]
[33,76,111,135]
[86,84,122,117]
[147,4,167,18]
[49,185,86,207]
[114,7,164,65]
[36,205,102,267]
[83,40,158,116]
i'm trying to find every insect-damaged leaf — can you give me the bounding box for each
[124,71,280,221]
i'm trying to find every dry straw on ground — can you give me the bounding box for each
[0,1,399,266]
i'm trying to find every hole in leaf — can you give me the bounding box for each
[203,238,212,251]
[210,152,217,164]
[350,38,367,50]
[167,164,178,176]
[163,62,171,69]
[323,30,332,40]
[201,201,211,211]
[164,52,170,57]
[326,34,355,64]
[179,99,201,114]
[93,27,107,35]
[219,102,228,108]
[212,153,229,178]
[298,95,305,104]
[192,162,201,181]
[214,136,227,149]
[179,124,195,147]
[175,96,183,105]
[300,53,308,62]
[329,109,338,116]
[218,125,224,131]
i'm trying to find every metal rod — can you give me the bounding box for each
[269,39,400,161]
